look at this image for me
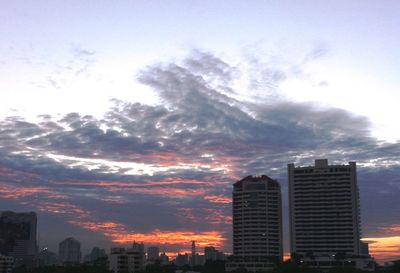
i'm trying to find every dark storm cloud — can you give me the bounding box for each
[1,50,399,253]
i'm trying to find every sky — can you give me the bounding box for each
[0,0,400,264]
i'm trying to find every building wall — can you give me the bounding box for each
[0,211,37,266]
[109,247,145,273]
[147,246,159,261]
[58,237,81,264]
[0,255,13,273]
[228,175,282,271]
[288,159,361,257]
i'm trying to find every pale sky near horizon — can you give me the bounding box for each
[1,0,400,140]
[1,0,400,263]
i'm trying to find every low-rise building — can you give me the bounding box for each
[37,248,57,266]
[159,252,169,265]
[109,247,145,273]
[204,246,225,262]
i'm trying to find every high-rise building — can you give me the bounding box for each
[0,211,37,266]
[58,237,81,265]
[226,175,282,272]
[288,159,374,271]
[190,241,196,266]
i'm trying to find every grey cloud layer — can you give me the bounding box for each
[0,50,399,249]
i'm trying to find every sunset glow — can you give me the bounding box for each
[363,236,400,263]
[1,0,400,264]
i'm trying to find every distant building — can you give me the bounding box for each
[84,247,107,263]
[226,175,283,272]
[159,252,169,265]
[58,237,81,265]
[360,241,370,256]
[109,247,145,273]
[288,159,375,271]
[193,254,205,266]
[190,241,196,266]
[147,246,159,262]
[131,242,145,269]
[37,248,57,266]
[0,211,37,266]
[174,253,189,267]
[0,255,13,273]
[204,246,225,261]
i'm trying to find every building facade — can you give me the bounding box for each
[37,248,58,266]
[84,247,107,263]
[109,247,145,273]
[147,246,159,262]
[159,252,169,265]
[0,211,37,266]
[204,246,225,262]
[58,237,81,265]
[288,159,374,271]
[0,255,13,273]
[226,175,282,272]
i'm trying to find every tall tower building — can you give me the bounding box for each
[226,175,282,272]
[58,237,81,265]
[190,241,196,266]
[288,159,374,271]
[0,211,37,266]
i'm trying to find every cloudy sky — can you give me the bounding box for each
[1,0,400,263]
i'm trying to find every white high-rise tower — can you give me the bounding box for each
[288,159,374,271]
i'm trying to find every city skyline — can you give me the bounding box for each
[1,1,400,265]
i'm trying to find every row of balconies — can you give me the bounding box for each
[296,225,353,232]
[294,194,351,199]
[295,214,353,219]
[294,202,352,207]
[294,210,353,215]
[293,173,351,178]
[233,215,279,220]
[294,207,354,212]
[296,245,354,249]
[294,219,354,224]
[296,232,354,236]
[295,237,356,241]
[233,233,281,237]
[233,222,280,227]
[295,223,354,227]
[293,180,351,185]
[294,187,351,192]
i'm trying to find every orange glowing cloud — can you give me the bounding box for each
[56,179,209,198]
[67,218,225,250]
[0,182,64,200]
[176,208,231,225]
[362,236,400,263]
[204,194,231,204]
[380,224,400,234]
[1,175,226,253]
[109,229,225,249]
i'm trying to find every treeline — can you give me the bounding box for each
[11,260,400,273]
